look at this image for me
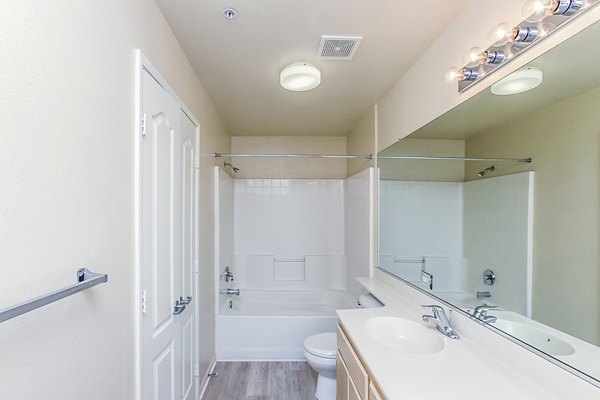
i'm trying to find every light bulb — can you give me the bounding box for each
[522,0,553,22]
[488,22,512,47]
[443,67,479,83]
[462,47,483,68]
[443,67,460,83]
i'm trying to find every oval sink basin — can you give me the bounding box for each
[364,317,445,355]
[492,319,575,356]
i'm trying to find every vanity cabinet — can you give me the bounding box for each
[337,325,386,400]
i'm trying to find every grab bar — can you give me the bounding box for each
[0,268,108,324]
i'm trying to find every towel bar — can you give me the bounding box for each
[0,268,108,323]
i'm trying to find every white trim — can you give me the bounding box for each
[213,166,221,316]
[134,49,202,400]
[198,355,218,400]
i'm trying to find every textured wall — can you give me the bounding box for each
[0,1,229,399]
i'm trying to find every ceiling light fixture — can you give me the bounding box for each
[491,67,543,95]
[280,63,321,92]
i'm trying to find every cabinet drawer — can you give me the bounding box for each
[337,325,368,399]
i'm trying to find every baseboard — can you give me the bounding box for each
[198,355,217,400]
[216,357,306,362]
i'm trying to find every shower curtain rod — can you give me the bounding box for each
[215,153,532,163]
[214,153,373,159]
[378,156,532,163]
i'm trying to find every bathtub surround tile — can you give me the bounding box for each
[380,173,533,315]
[274,260,306,281]
[464,172,533,316]
[234,179,344,257]
[203,362,316,400]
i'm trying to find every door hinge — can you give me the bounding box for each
[141,290,147,314]
[194,154,200,170]
[194,363,200,377]
[194,258,199,273]
[141,113,147,136]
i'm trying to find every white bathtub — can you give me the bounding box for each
[216,289,356,361]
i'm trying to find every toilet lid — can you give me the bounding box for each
[304,332,337,359]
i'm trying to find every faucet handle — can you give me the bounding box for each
[421,304,444,314]
[473,304,498,318]
[475,304,498,311]
[421,304,444,309]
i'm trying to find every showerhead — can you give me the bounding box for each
[476,165,495,177]
[224,161,239,173]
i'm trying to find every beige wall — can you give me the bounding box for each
[347,107,376,176]
[465,87,600,345]
[379,139,465,181]
[376,1,600,152]
[231,136,347,178]
[0,1,229,399]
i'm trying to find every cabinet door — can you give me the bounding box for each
[369,382,384,400]
[337,351,349,400]
[349,378,361,400]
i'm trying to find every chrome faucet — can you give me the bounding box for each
[219,288,240,296]
[473,304,498,323]
[223,266,234,282]
[422,305,460,339]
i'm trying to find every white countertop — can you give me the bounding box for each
[336,274,600,399]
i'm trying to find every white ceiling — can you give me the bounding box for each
[155,0,470,136]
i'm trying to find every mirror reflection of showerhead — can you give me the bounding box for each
[477,165,495,177]
[224,161,239,173]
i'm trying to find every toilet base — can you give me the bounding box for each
[315,373,336,400]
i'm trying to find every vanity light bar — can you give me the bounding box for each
[444,0,599,90]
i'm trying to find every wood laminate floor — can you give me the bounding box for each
[203,362,317,400]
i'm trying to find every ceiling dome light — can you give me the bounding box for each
[491,67,543,95]
[280,63,321,92]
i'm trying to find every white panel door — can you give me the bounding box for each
[141,69,198,400]
[179,110,198,400]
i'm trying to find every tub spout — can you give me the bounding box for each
[220,288,240,296]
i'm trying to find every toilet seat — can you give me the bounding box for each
[304,332,337,359]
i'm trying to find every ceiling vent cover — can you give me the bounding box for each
[317,36,362,60]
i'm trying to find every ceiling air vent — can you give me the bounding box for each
[317,36,362,60]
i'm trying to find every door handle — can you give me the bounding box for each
[173,299,187,315]
[179,296,192,305]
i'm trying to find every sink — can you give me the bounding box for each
[364,317,446,354]
[492,319,575,356]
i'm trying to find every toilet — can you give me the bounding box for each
[304,332,337,400]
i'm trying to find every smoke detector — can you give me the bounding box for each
[317,36,362,60]
[222,7,237,22]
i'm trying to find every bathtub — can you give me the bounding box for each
[216,289,356,361]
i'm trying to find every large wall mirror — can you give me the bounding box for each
[378,20,600,385]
